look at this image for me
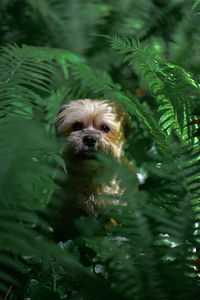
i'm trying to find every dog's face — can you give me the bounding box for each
[55,99,130,169]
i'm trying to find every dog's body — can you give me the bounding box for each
[54,99,131,227]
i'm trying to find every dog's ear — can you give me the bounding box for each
[111,101,131,139]
[57,104,68,115]
[55,104,68,135]
[122,111,131,139]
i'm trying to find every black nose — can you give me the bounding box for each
[83,136,96,148]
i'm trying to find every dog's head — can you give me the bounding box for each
[55,99,130,169]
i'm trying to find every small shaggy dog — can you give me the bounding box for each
[54,99,131,227]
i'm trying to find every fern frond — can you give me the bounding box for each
[0,118,54,294]
[0,44,84,123]
[72,63,114,97]
[109,35,200,139]
[20,44,84,78]
[0,44,54,118]
[26,0,105,54]
[0,117,112,298]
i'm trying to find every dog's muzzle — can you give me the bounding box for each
[78,135,97,160]
[83,135,96,149]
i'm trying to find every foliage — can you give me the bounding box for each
[0,0,200,299]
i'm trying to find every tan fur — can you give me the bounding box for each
[55,99,130,223]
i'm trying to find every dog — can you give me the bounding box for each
[54,99,131,228]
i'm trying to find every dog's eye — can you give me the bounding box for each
[101,124,110,133]
[72,122,83,131]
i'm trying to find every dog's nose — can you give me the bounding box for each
[83,136,96,148]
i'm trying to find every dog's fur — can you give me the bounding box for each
[55,99,131,225]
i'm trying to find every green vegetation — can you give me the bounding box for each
[0,0,200,299]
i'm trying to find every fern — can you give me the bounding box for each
[109,35,200,138]
[0,44,54,119]
[0,44,120,299]
[108,34,200,200]
[79,151,200,299]
[25,0,105,54]
[1,2,200,299]
[0,117,54,295]
[0,109,113,300]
